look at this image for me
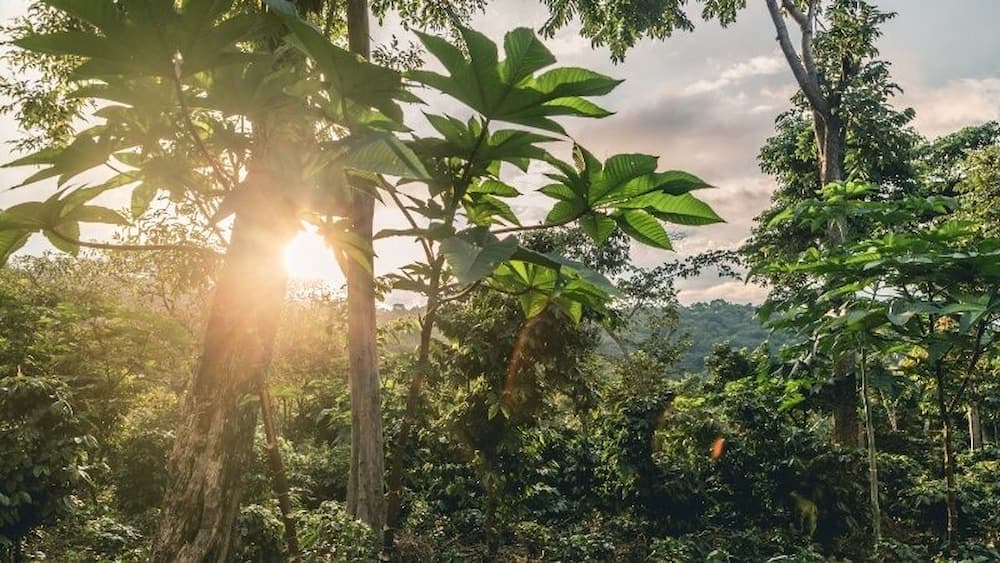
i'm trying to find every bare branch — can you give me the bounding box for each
[781,0,809,27]
[47,227,223,257]
[765,0,829,114]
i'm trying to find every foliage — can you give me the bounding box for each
[297,501,379,562]
[0,375,96,548]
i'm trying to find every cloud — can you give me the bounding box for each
[682,55,785,95]
[677,279,769,305]
[901,78,1000,139]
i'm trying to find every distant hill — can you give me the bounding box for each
[674,300,787,374]
[380,300,785,374]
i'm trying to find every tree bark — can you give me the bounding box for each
[831,370,860,448]
[343,0,386,533]
[151,169,296,562]
[383,275,440,556]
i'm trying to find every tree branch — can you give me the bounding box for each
[765,0,829,114]
[47,227,222,257]
[437,280,483,305]
[490,211,582,235]
[947,314,992,414]
[171,70,237,191]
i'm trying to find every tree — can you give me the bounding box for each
[0,375,97,560]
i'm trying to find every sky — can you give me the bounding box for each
[2,1,999,305]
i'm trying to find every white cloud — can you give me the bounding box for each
[902,78,1000,138]
[677,280,769,305]
[682,55,785,95]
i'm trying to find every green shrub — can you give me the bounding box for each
[298,501,378,562]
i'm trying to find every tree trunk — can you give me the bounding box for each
[859,349,881,544]
[831,371,860,447]
[814,111,844,185]
[818,112,861,448]
[344,0,386,532]
[383,287,439,556]
[879,388,899,432]
[934,362,958,547]
[151,169,296,562]
[259,383,300,559]
[968,404,983,452]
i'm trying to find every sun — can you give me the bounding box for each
[283,228,344,284]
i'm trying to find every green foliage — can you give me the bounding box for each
[235,504,285,563]
[0,375,96,548]
[298,501,379,562]
[539,0,747,62]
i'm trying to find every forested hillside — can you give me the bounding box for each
[1,1,999,562]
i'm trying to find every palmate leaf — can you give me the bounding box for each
[24,0,258,79]
[5,133,125,189]
[410,27,621,133]
[276,9,411,123]
[538,146,721,246]
[329,131,430,180]
[489,255,612,322]
[440,234,518,285]
[0,184,132,264]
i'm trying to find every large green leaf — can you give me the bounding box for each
[331,132,430,180]
[410,26,620,133]
[620,192,724,226]
[579,212,616,243]
[0,229,31,264]
[614,209,672,249]
[440,235,519,285]
[278,11,408,122]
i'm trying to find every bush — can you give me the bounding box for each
[236,503,285,563]
[298,501,378,562]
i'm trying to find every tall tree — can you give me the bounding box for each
[342,0,387,532]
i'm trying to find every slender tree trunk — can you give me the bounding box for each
[968,403,983,452]
[344,0,386,532]
[766,0,859,449]
[934,361,958,547]
[859,348,881,544]
[484,484,500,560]
[259,383,300,559]
[383,283,439,556]
[814,111,844,185]
[832,371,860,447]
[151,169,296,562]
